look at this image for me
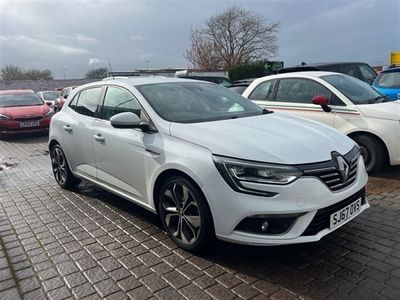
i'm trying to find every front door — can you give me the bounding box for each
[250,78,335,127]
[92,85,154,204]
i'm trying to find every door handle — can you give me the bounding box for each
[63,125,72,132]
[93,134,105,142]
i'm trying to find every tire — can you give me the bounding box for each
[50,144,81,189]
[157,176,214,252]
[352,134,385,173]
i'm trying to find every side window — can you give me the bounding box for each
[248,81,274,101]
[68,94,79,110]
[340,64,362,80]
[322,65,339,73]
[101,86,142,121]
[359,65,376,84]
[74,87,102,117]
[330,94,346,106]
[275,78,332,104]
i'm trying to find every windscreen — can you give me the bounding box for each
[375,72,400,89]
[0,93,44,107]
[322,74,384,104]
[137,82,262,123]
[42,91,61,101]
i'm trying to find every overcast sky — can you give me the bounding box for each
[0,0,399,79]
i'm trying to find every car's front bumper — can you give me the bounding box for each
[202,156,368,246]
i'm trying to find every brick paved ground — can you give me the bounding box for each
[0,133,399,300]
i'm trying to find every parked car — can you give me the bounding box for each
[228,79,256,95]
[55,86,76,112]
[37,90,61,110]
[242,71,399,173]
[177,75,233,87]
[49,77,368,251]
[228,83,250,95]
[0,90,54,135]
[372,67,400,100]
[277,62,377,84]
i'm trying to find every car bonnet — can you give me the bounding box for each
[356,101,400,121]
[169,113,355,165]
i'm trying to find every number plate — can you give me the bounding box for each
[330,199,362,230]
[20,121,40,128]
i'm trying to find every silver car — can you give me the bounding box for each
[49,77,368,251]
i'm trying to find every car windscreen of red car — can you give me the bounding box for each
[0,93,44,107]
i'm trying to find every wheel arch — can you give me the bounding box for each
[347,130,389,165]
[152,169,214,227]
[154,169,199,213]
[48,138,60,151]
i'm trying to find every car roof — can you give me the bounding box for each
[255,71,340,80]
[179,75,229,79]
[283,62,369,68]
[0,89,35,95]
[100,76,211,86]
[381,67,400,73]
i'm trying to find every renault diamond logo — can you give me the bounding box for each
[336,156,349,182]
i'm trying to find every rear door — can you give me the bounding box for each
[61,86,103,180]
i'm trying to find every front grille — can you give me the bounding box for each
[301,188,366,236]
[13,116,43,121]
[297,146,360,192]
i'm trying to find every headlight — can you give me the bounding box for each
[44,109,55,118]
[0,113,11,120]
[213,155,302,196]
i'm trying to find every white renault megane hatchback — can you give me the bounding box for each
[49,77,369,251]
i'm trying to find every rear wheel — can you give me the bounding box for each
[50,144,81,189]
[352,134,385,173]
[158,176,214,252]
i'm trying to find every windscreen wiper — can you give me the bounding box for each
[262,108,274,114]
[368,96,388,104]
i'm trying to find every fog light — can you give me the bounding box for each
[235,213,304,235]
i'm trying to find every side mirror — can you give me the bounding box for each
[63,95,68,99]
[110,112,150,132]
[46,102,52,106]
[312,95,332,112]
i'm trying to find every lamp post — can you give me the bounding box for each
[63,68,68,80]
[145,61,150,71]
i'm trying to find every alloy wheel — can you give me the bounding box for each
[160,182,201,245]
[52,147,67,185]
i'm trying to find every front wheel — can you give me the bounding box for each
[352,135,385,173]
[50,144,81,189]
[158,176,214,252]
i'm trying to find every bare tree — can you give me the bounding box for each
[1,65,25,80]
[25,69,53,80]
[85,67,108,79]
[184,28,222,70]
[185,5,279,70]
[0,65,53,80]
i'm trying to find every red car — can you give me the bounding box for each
[55,86,76,112]
[0,90,54,136]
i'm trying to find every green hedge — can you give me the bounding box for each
[228,62,269,81]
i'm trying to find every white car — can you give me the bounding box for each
[37,91,61,111]
[243,72,400,173]
[49,77,368,251]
